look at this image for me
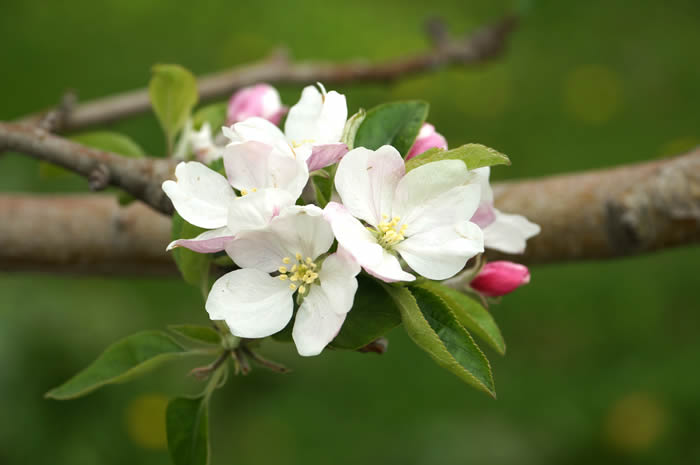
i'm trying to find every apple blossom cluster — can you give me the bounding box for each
[163,82,540,357]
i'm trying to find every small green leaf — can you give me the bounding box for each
[169,325,221,346]
[354,101,429,156]
[192,102,227,131]
[415,281,505,355]
[149,64,198,152]
[71,131,146,158]
[40,131,145,178]
[405,143,510,172]
[330,275,401,350]
[385,284,495,396]
[340,108,366,149]
[166,396,210,465]
[171,212,211,289]
[46,331,192,400]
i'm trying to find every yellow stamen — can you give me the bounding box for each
[289,284,297,291]
[279,275,288,281]
[298,285,306,294]
[282,257,291,264]
[278,266,288,273]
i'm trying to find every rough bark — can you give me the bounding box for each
[1,148,697,275]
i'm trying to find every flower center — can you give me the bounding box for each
[239,187,258,196]
[277,253,319,296]
[375,215,407,249]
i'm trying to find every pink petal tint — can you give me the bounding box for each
[306,143,348,171]
[470,261,531,297]
[470,204,497,228]
[226,84,287,126]
[405,123,448,160]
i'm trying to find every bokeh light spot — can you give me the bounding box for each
[564,65,622,124]
[124,393,169,450]
[604,392,667,453]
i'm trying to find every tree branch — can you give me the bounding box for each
[0,122,176,214]
[15,16,517,133]
[1,148,698,274]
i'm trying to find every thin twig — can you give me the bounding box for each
[0,122,176,214]
[15,16,517,133]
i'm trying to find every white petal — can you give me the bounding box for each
[400,184,481,237]
[365,249,416,282]
[323,202,414,282]
[293,288,347,356]
[224,117,292,156]
[483,210,541,254]
[227,188,294,236]
[392,159,470,228]
[226,205,333,272]
[396,221,484,280]
[206,268,294,338]
[334,145,405,226]
[272,205,334,261]
[167,227,234,253]
[317,252,360,314]
[224,229,290,273]
[466,167,494,205]
[162,162,236,229]
[285,85,347,145]
[324,202,383,265]
[223,141,309,200]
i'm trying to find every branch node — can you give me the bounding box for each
[88,163,111,191]
[38,91,77,132]
[425,17,450,51]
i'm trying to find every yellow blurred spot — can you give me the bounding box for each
[564,65,622,124]
[124,393,168,450]
[604,392,667,453]
[659,137,699,158]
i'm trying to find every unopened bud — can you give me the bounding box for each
[470,261,531,297]
[405,123,448,160]
[226,83,287,125]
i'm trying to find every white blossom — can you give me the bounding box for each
[325,145,484,282]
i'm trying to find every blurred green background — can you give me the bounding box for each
[1,0,699,464]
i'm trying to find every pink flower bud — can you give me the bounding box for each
[470,261,531,297]
[226,83,287,125]
[405,123,448,160]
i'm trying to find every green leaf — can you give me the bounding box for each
[46,331,192,400]
[166,396,210,465]
[71,131,146,157]
[405,143,511,172]
[40,131,145,178]
[415,281,505,355]
[311,172,331,208]
[340,108,366,149]
[353,101,429,156]
[169,325,221,346]
[385,284,496,396]
[171,212,211,289]
[149,64,198,151]
[330,275,401,350]
[192,102,227,131]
